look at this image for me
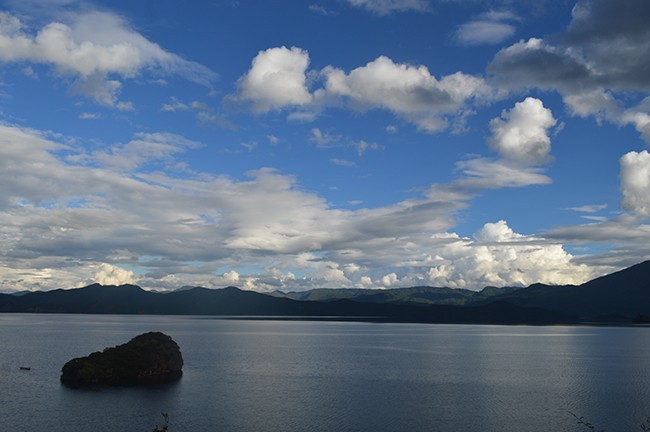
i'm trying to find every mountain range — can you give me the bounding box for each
[1,260,650,325]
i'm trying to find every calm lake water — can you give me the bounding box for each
[1,314,649,432]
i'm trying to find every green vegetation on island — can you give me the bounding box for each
[61,332,183,387]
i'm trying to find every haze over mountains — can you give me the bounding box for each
[2,260,650,325]
[270,285,521,306]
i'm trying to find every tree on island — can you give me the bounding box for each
[61,332,183,386]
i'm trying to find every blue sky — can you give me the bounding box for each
[1,0,650,292]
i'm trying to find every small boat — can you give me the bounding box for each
[19,366,31,371]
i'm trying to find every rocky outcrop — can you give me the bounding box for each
[60,332,183,386]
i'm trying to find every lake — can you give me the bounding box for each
[1,314,649,432]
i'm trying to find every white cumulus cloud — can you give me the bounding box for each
[73,132,202,172]
[489,97,557,165]
[380,272,399,287]
[91,263,136,286]
[620,150,650,216]
[222,270,240,284]
[323,55,492,133]
[236,46,313,113]
[420,221,595,289]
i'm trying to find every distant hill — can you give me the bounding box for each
[480,260,650,320]
[0,283,573,325]
[0,284,307,316]
[2,260,650,324]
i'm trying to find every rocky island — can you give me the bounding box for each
[60,332,183,386]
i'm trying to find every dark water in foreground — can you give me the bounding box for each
[1,314,649,432]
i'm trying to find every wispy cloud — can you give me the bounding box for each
[79,112,101,120]
[345,0,431,16]
[330,158,356,167]
[568,204,608,213]
[454,10,519,46]
[240,141,258,152]
[0,11,217,108]
[161,97,233,129]
[310,128,341,147]
[581,215,608,222]
[309,4,336,15]
[356,140,383,156]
